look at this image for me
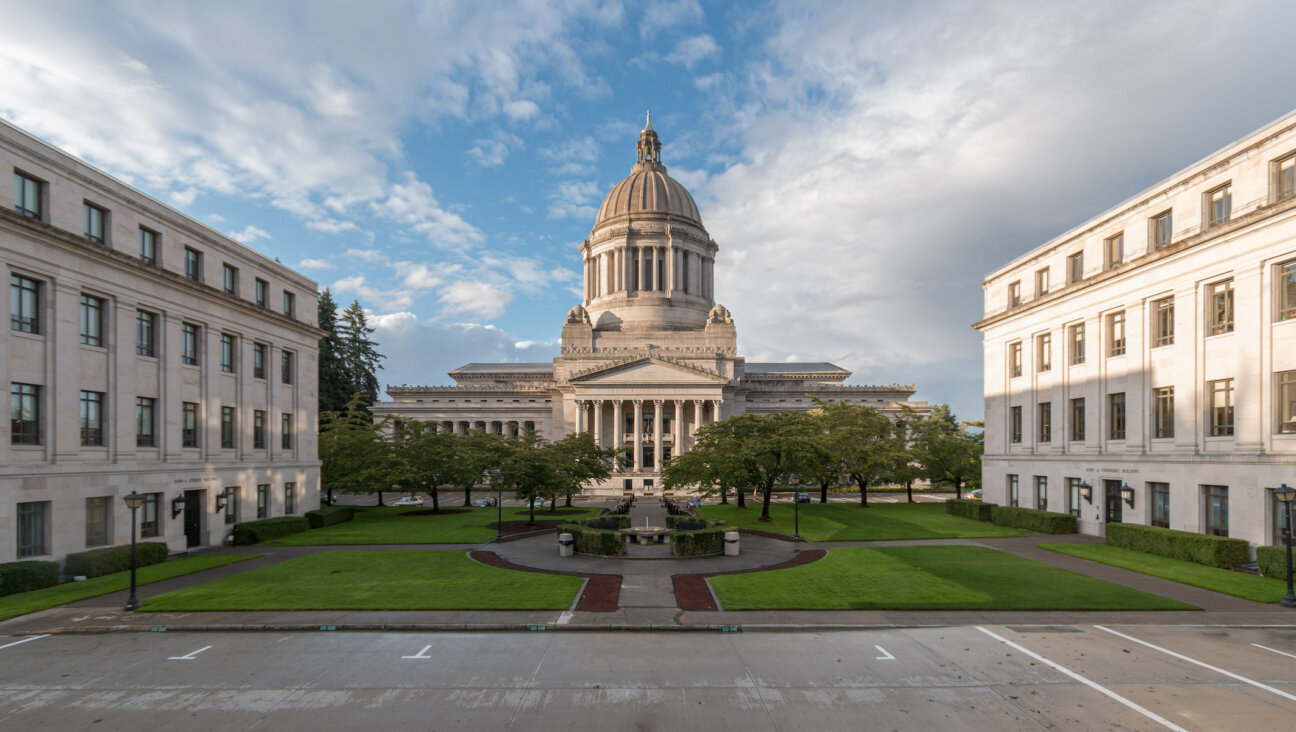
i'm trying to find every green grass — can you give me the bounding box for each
[0,554,257,621]
[696,502,1028,541]
[710,546,1197,611]
[142,551,582,611]
[1041,543,1290,603]
[264,505,604,545]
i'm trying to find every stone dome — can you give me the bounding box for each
[593,113,702,227]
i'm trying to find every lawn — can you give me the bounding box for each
[142,551,583,611]
[1041,543,1290,603]
[0,554,257,621]
[264,505,605,545]
[696,502,1028,541]
[710,546,1197,611]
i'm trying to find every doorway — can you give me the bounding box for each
[1104,479,1123,524]
[184,489,205,547]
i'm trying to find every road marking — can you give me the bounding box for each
[975,626,1187,732]
[168,645,212,660]
[401,644,433,660]
[1252,643,1296,661]
[556,611,573,625]
[874,645,895,660]
[0,635,48,650]
[1095,626,1296,703]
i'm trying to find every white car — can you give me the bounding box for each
[393,495,424,507]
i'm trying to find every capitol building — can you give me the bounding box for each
[373,117,927,495]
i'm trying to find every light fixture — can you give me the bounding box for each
[121,491,145,611]
[171,495,186,519]
[1269,483,1295,609]
[1078,480,1093,504]
[215,491,228,513]
[1120,483,1135,508]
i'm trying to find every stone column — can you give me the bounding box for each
[613,400,623,449]
[575,400,585,434]
[674,400,684,455]
[712,399,722,423]
[593,400,603,447]
[653,400,663,472]
[693,399,704,434]
[633,400,644,471]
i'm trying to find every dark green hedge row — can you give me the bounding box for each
[665,515,727,530]
[1105,523,1249,569]
[670,527,726,556]
[946,499,995,522]
[1256,545,1291,580]
[305,506,356,529]
[63,542,169,578]
[0,560,60,597]
[557,523,626,556]
[233,516,310,545]
[990,506,1077,534]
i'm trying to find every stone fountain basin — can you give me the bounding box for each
[622,526,672,544]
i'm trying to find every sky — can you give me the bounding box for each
[4,0,1296,421]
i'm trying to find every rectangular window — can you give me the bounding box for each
[1279,260,1296,321]
[1067,478,1083,518]
[1038,402,1052,442]
[136,397,156,447]
[1104,232,1124,269]
[1034,476,1048,511]
[1278,152,1296,201]
[136,310,157,357]
[139,227,158,264]
[220,333,236,373]
[283,291,295,317]
[182,402,199,447]
[222,264,238,295]
[1107,311,1126,356]
[1204,485,1228,537]
[1035,267,1050,297]
[1008,475,1019,507]
[221,406,236,449]
[1010,405,1022,444]
[281,350,294,384]
[1036,333,1051,372]
[1153,386,1175,439]
[281,413,293,449]
[1152,297,1174,347]
[257,484,269,520]
[253,410,266,449]
[223,487,238,525]
[1151,210,1173,250]
[184,247,202,281]
[13,171,42,219]
[1070,398,1085,442]
[80,391,104,446]
[255,278,269,307]
[10,382,41,445]
[139,492,161,538]
[84,202,106,244]
[1069,323,1085,365]
[79,294,105,346]
[1108,392,1126,440]
[1067,252,1084,284]
[17,501,50,558]
[10,274,41,334]
[1206,183,1231,228]
[1150,482,1170,529]
[253,343,267,379]
[1208,279,1234,335]
[285,483,296,514]
[1208,379,1235,437]
[85,496,113,547]
[1280,370,1296,434]
[1008,280,1021,307]
[1009,341,1022,378]
[181,322,200,365]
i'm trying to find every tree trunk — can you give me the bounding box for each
[954,479,963,500]
[905,480,913,503]
[720,485,729,504]
[528,499,536,525]
[857,478,868,507]
[549,498,557,513]
[431,486,440,512]
[820,480,829,504]
[465,484,472,507]
[377,490,384,507]
[565,491,573,508]
[759,481,773,521]
[736,484,746,508]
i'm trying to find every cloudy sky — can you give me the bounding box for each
[5,0,1296,420]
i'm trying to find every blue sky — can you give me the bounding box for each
[4,0,1296,420]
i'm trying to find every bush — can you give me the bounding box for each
[557,522,625,556]
[990,506,1077,534]
[0,560,60,597]
[670,527,726,556]
[946,499,995,522]
[1105,523,1249,569]
[1256,545,1291,579]
[665,515,726,530]
[233,516,310,545]
[63,542,169,579]
[305,506,356,529]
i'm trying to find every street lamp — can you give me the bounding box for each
[1078,480,1093,504]
[496,480,504,542]
[1273,483,1296,609]
[1120,483,1135,508]
[122,491,145,612]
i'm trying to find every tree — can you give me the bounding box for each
[885,406,925,503]
[496,433,560,525]
[549,432,620,508]
[318,394,384,505]
[316,288,350,415]
[446,430,508,507]
[661,445,726,502]
[823,402,898,508]
[338,299,384,409]
[664,417,753,508]
[914,405,983,499]
[387,420,456,512]
[803,406,845,503]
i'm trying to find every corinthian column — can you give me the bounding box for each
[653,400,663,472]
[613,400,624,450]
[575,400,585,434]
[593,400,603,447]
[633,400,643,471]
[674,400,684,455]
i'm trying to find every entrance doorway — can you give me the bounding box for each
[1104,480,1123,524]
[184,489,205,547]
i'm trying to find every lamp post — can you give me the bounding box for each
[496,480,504,542]
[1273,484,1296,609]
[122,491,145,612]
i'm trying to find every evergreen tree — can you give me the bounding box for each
[339,299,385,408]
[316,289,350,414]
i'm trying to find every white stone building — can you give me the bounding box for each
[373,117,927,495]
[975,109,1296,548]
[2,118,322,564]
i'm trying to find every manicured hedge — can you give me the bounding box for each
[233,516,310,545]
[665,515,727,530]
[305,506,356,529]
[1256,545,1292,580]
[557,522,626,556]
[63,542,169,579]
[670,527,726,556]
[1105,523,1249,569]
[0,560,60,597]
[990,506,1077,534]
[946,499,995,522]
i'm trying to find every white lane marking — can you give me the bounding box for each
[401,644,433,660]
[874,645,895,660]
[167,645,213,661]
[975,626,1187,732]
[1096,626,1296,704]
[556,611,573,625]
[0,635,48,650]
[1252,643,1296,661]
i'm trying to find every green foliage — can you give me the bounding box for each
[1042,543,1289,603]
[1105,523,1250,569]
[665,515,726,530]
[338,299,384,408]
[233,516,311,545]
[912,405,982,498]
[946,498,995,522]
[0,560,60,597]
[318,394,386,501]
[63,542,169,578]
[549,432,620,506]
[270,506,602,546]
[1255,545,1290,580]
[990,506,1077,533]
[557,522,626,555]
[316,288,350,415]
[698,502,1026,541]
[817,401,898,508]
[305,505,356,529]
[670,526,726,556]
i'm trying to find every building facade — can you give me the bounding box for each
[374,117,927,495]
[975,110,1296,548]
[3,119,322,564]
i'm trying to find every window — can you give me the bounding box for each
[1152,297,1174,347]
[16,501,50,558]
[1034,476,1048,511]
[223,264,238,295]
[1070,398,1085,442]
[283,291,296,317]
[1010,406,1022,443]
[1278,259,1296,321]
[136,397,156,447]
[182,402,199,447]
[1009,342,1022,378]
[84,202,107,244]
[1204,485,1228,537]
[220,334,236,373]
[85,496,113,547]
[1104,232,1124,269]
[1206,183,1231,228]
[1067,478,1083,518]
[184,247,202,281]
[1151,210,1173,250]
[281,350,294,384]
[1035,267,1050,297]
[1107,311,1126,356]
[1108,392,1126,440]
[1277,370,1296,434]
[223,487,238,525]
[13,171,42,219]
[1008,475,1019,507]
[255,278,269,307]
[281,413,293,449]
[1036,333,1051,372]
[10,274,41,333]
[1208,279,1234,335]
[1153,387,1175,439]
[1008,280,1021,307]
[80,391,104,446]
[1038,402,1051,442]
[285,483,296,514]
[139,227,158,264]
[257,484,270,520]
[1069,323,1085,365]
[253,343,267,379]
[1208,379,1234,437]
[136,310,157,357]
[1067,252,1084,284]
[79,294,105,346]
[10,383,41,445]
[1277,152,1296,201]
[181,323,200,365]
[220,406,236,449]
[253,410,266,449]
[140,492,161,538]
[1150,482,1169,529]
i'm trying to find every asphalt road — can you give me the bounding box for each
[3,625,1293,730]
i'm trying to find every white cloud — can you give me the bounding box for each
[169,187,198,207]
[371,172,483,246]
[438,281,513,320]
[547,179,600,220]
[467,130,523,167]
[297,258,333,270]
[541,135,600,175]
[307,218,359,234]
[664,35,718,69]
[229,224,270,243]
[205,213,225,224]
[641,0,704,37]
[345,247,388,263]
[503,100,540,120]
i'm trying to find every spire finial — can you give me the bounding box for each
[644,110,653,131]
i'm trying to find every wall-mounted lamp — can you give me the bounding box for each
[1120,483,1135,508]
[215,492,228,513]
[1078,480,1093,504]
[171,495,186,519]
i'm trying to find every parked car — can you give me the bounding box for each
[796,492,811,503]
[527,497,554,508]
[471,496,498,507]
[393,495,424,507]
[968,489,983,501]
[687,497,704,508]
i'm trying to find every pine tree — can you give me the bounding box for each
[339,299,384,408]
[316,289,351,414]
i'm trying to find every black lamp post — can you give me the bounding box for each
[496,480,504,542]
[793,484,801,543]
[122,491,145,612]
[1273,483,1296,609]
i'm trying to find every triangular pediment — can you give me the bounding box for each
[569,356,729,385]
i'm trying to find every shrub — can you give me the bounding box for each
[1105,523,1249,569]
[990,506,1077,534]
[233,516,310,545]
[0,560,60,597]
[946,499,995,522]
[665,515,726,530]
[305,506,356,529]
[557,522,625,556]
[63,542,169,579]
[670,527,726,556]
[1256,545,1291,580]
